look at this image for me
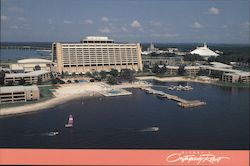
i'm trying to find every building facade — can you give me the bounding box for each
[0,85,40,104]
[142,57,183,68]
[166,66,179,75]
[10,59,53,72]
[52,36,143,74]
[184,66,200,76]
[222,73,240,83]
[222,72,250,83]
[4,70,51,85]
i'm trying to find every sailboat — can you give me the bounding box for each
[65,114,73,128]
[81,96,84,104]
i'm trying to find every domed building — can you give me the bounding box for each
[11,58,53,72]
[190,43,219,59]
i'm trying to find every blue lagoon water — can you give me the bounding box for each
[0,49,50,61]
[0,82,249,149]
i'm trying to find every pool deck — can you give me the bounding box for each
[96,83,132,97]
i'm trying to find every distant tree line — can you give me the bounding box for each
[64,68,136,85]
[208,54,250,64]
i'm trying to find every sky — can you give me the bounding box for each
[1,0,250,44]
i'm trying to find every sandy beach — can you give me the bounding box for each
[0,81,149,116]
[0,83,104,116]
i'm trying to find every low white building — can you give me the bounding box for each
[222,72,250,83]
[166,66,179,75]
[4,70,51,85]
[184,66,200,76]
[0,85,40,104]
[10,58,53,72]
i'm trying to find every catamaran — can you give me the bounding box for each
[65,114,73,128]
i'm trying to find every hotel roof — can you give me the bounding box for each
[17,58,52,64]
[0,85,39,94]
[210,62,232,69]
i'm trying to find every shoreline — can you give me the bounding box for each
[0,82,149,117]
[0,83,106,117]
[136,76,216,84]
[1,77,247,117]
[136,76,250,88]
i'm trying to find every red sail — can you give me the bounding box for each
[68,114,73,125]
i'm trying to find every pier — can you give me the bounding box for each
[0,45,51,51]
[140,87,206,108]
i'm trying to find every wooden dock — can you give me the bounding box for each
[140,87,206,108]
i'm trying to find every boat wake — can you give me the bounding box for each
[41,131,59,136]
[139,127,160,132]
[23,131,59,137]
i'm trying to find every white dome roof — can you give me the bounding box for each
[190,43,219,57]
[17,58,52,64]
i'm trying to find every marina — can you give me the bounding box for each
[140,87,206,108]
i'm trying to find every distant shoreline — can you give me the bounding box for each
[136,76,215,84]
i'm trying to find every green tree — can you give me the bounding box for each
[159,65,167,74]
[100,70,107,79]
[34,65,41,71]
[107,76,117,85]
[110,68,119,77]
[64,71,69,76]
[178,65,186,76]
[151,64,160,73]
[79,72,84,77]
[92,71,99,78]
[85,72,92,77]
[37,76,42,85]
[72,72,76,77]
[51,78,58,84]
[208,56,216,62]
[0,70,5,85]
[197,69,209,76]
[120,69,135,81]
[184,54,204,61]
[19,78,26,85]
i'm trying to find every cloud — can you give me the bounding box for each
[1,15,9,21]
[245,21,250,27]
[10,25,19,29]
[7,6,24,13]
[121,26,129,32]
[79,19,94,25]
[208,7,220,15]
[101,16,109,22]
[84,19,93,25]
[131,20,144,32]
[99,27,111,33]
[192,21,203,28]
[48,19,54,24]
[221,25,228,29]
[17,17,26,21]
[63,20,72,24]
[150,21,162,27]
[151,33,179,38]
[131,20,141,28]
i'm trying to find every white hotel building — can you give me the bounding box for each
[52,36,143,74]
